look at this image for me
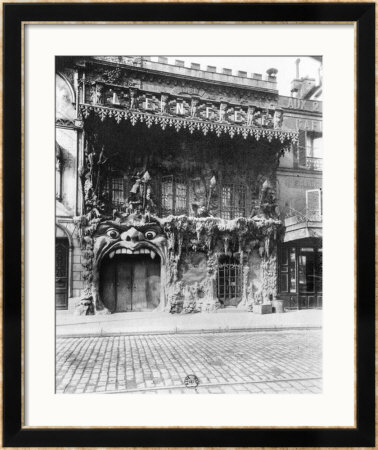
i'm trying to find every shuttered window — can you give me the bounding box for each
[298,130,307,167]
[306,189,322,221]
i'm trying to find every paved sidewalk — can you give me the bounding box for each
[56,309,322,337]
[56,329,322,394]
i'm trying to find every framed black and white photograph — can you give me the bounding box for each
[3,2,375,447]
[55,54,323,395]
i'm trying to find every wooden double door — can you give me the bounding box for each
[100,254,160,313]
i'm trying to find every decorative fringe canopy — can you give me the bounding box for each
[80,104,298,144]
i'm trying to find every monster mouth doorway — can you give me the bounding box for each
[100,254,161,312]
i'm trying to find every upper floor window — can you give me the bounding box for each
[161,176,188,216]
[298,130,323,171]
[220,184,246,220]
[104,175,125,208]
[306,188,322,221]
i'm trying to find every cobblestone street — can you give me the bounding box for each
[56,329,322,394]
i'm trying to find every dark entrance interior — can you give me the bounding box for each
[100,254,160,312]
[55,237,69,309]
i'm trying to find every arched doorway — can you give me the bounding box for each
[100,253,160,312]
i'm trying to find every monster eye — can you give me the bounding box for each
[106,228,119,239]
[145,230,157,240]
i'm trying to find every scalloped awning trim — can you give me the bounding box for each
[80,104,299,144]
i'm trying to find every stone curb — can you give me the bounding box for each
[56,325,322,339]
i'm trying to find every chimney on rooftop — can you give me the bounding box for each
[266,68,278,81]
[295,58,301,79]
[291,58,316,99]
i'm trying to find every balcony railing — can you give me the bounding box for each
[285,207,322,225]
[305,157,322,171]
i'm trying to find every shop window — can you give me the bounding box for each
[299,252,315,293]
[280,245,322,296]
[315,249,322,293]
[220,184,246,220]
[161,176,188,216]
[289,247,297,293]
[298,247,323,294]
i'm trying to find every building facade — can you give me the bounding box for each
[55,56,322,315]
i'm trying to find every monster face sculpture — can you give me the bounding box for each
[91,214,168,313]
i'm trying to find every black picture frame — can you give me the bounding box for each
[3,2,375,447]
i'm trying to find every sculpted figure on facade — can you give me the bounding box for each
[90,83,104,105]
[126,170,155,216]
[129,88,137,109]
[273,109,283,129]
[259,177,279,218]
[262,109,274,128]
[246,105,256,126]
[128,174,143,213]
[160,94,169,114]
[218,103,227,122]
[190,97,199,118]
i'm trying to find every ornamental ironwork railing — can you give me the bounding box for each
[285,207,322,224]
[305,157,323,171]
[217,263,243,303]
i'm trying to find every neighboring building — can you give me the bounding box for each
[276,57,323,310]
[55,56,322,315]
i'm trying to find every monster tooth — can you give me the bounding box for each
[150,250,156,260]
[126,249,132,254]
[134,250,140,254]
[109,251,115,259]
[145,249,150,254]
[122,249,127,254]
[116,249,122,255]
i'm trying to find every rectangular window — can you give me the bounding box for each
[175,182,188,214]
[111,177,124,207]
[104,176,125,209]
[298,130,323,170]
[161,176,174,215]
[306,189,322,220]
[220,184,246,220]
[161,176,188,216]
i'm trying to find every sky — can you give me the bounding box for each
[150,56,322,97]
